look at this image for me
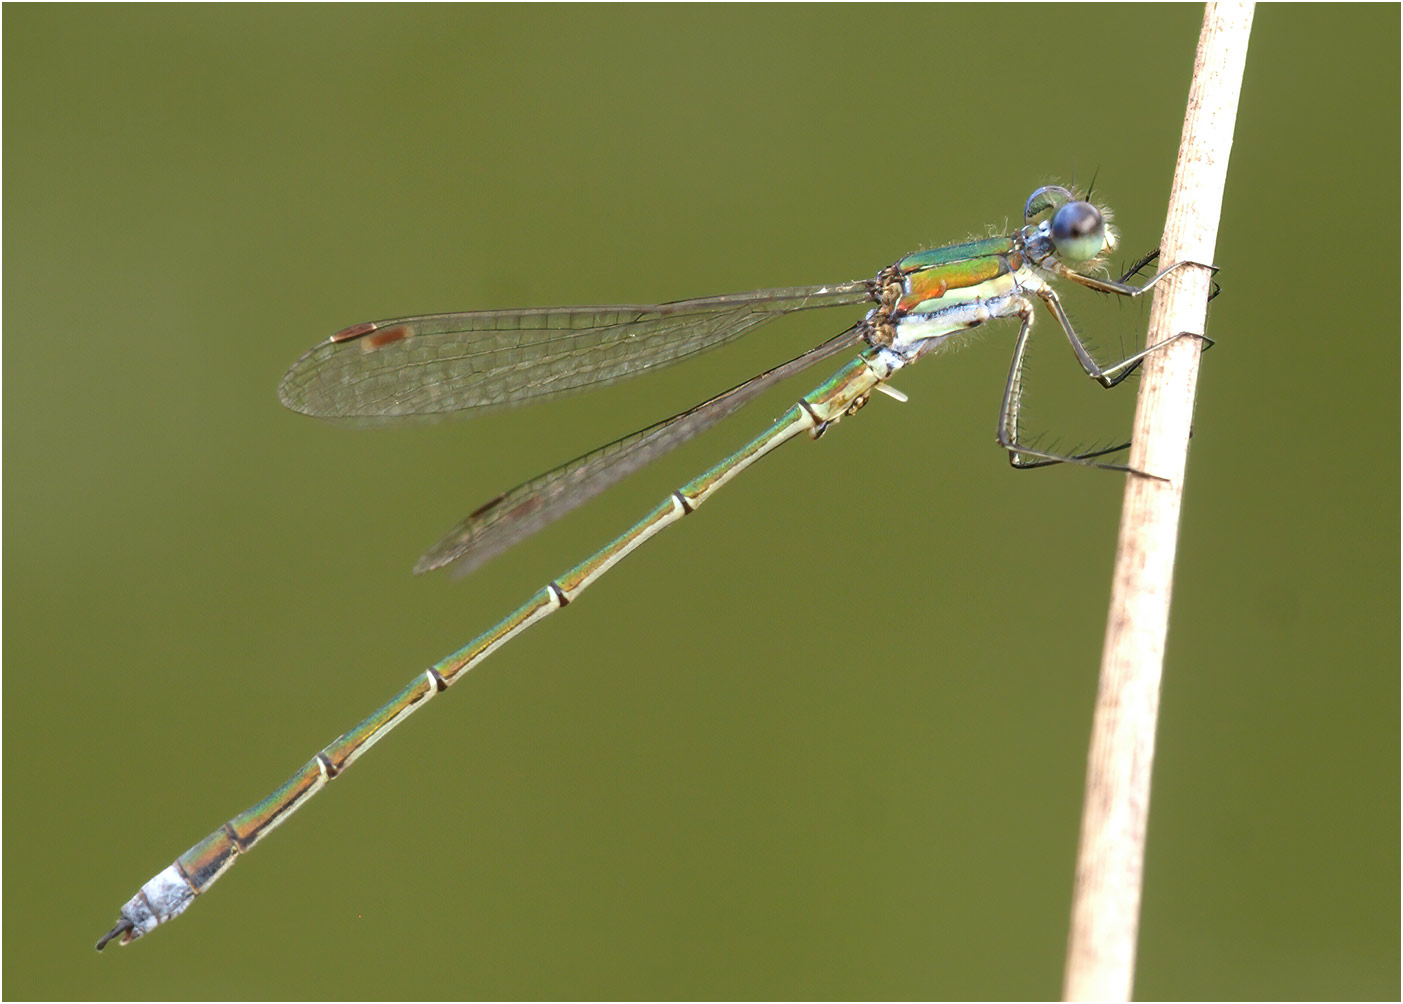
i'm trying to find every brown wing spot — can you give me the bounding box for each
[330,321,378,343]
[362,324,413,350]
[473,493,545,525]
[467,493,508,520]
[506,496,544,520]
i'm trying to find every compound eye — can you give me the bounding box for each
[1050,201,1106,262]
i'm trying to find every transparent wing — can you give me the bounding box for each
[279,282,875,423]
[416,324,866,577]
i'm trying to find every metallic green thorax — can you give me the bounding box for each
[895,236,1015,273]
[893,237,1024,318]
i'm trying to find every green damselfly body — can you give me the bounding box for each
[99,185,1201,948]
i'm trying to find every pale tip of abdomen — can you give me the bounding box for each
[96,863,196,950]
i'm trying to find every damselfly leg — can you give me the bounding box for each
[999,255,1217,471]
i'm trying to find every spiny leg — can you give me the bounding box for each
[1000,256,1216,470]
[1105,250,1223,306]
[1038,284,1214,390]
[1039,254,1217,384]
[1048,254,1216,300]
[997,303,1143,471]
[1085,249,1221,385]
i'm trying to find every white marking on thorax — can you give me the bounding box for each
[890,265,1043,354]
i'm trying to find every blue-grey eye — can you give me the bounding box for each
[1050,201,1106,262]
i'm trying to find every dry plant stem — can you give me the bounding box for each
[1062,3,1255,1001]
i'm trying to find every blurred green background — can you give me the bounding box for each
[5,5,1397,999]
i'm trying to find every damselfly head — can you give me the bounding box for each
[1024,185,1115,265]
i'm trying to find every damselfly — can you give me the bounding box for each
[99,185,1203,948]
